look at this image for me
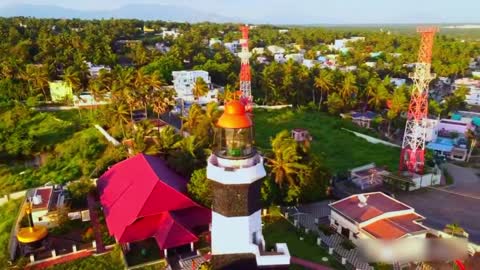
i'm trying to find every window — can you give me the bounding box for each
[38,217,43,221]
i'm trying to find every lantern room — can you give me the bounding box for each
[214,101,254,159]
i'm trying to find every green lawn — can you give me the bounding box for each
[0,198,23,266]
[254,108,400,173]
[262,216,344,270]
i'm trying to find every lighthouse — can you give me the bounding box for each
[208,101,290,269]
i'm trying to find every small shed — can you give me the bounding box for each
[291,128,312,143]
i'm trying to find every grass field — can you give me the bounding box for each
[254,108,400,173]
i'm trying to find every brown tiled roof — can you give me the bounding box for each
[362,213,427,239]
[330,192,411,223]
[31,187,52,210]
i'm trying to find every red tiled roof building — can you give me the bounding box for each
[97,154,211,253]
[329,192,429,240]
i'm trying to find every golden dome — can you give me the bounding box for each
[17,226,48,244]
[217,101,252,129]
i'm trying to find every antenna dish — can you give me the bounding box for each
[357,194,369,207]
[32,195,42,205]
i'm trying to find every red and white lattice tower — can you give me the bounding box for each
[238,25,253,112]
[400,26,438,174]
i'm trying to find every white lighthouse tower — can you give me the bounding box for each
[208,101,290,269]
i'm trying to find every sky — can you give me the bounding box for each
[1,0,479,24]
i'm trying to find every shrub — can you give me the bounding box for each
[341,239,355,250]
[318,224,335,236]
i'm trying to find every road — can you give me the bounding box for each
[443,163,480,197]
[397,163,480,244]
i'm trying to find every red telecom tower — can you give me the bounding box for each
[400,26,438,174]
[238,25,253,112]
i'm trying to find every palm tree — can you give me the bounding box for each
[386,87,408,135]
[368,83,389,111]
[151,87,176,123]
[131,120,159,155]
[28,64,50,101]
[156,126,181,157]
[203,102,221,132]
[365,77,379,105]
[314,69,334,109]
[108,103,130,138]
[173,135,200,158]
[444,223,466,237]
[181,103,205,135]
[88,77,107,110]
[62,66,82,95]
[339,73,358,105]
[266,130,310,187]
[192,77,209,102]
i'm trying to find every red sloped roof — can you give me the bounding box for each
[119,212,198,249]
[362,213,427,240]
[98,153,210,248]
[330,192,411,223]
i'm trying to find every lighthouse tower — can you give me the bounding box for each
[208,101,290,269]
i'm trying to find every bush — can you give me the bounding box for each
[341,239,355,250]
[187,168,212,207]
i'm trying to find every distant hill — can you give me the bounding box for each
[0,3,241,23]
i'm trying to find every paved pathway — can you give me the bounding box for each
[87,193,106,253]
[291,256,333,270]
[284,204,374,270]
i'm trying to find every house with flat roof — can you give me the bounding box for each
[172,70,219,105]
[426,119,473,161]
[267,45,286,55]
[350,164,389,191]
[28,186,66,228]
[329,192,429,241]
[49,81,73,103]
[453,78,480,105]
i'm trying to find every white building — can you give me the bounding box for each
[453,78,480,105]
[274,53,286,63]
[73,92,111,108]
[224,41,240,53]
[349,164,389,190]
[85,62,110,78]
[172,70,218,105]
[391,78,406,87]
[365,62,377,68]
[160,29,180,39]
[252,47,265,55]
[302,59,317,69]
[329,192,429,241]
[332,37,365,51]
[29,186,66,228]
[285,53,304,63]
[267,45,286,55]
[209,38,222,47]
[278,29,289,34]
